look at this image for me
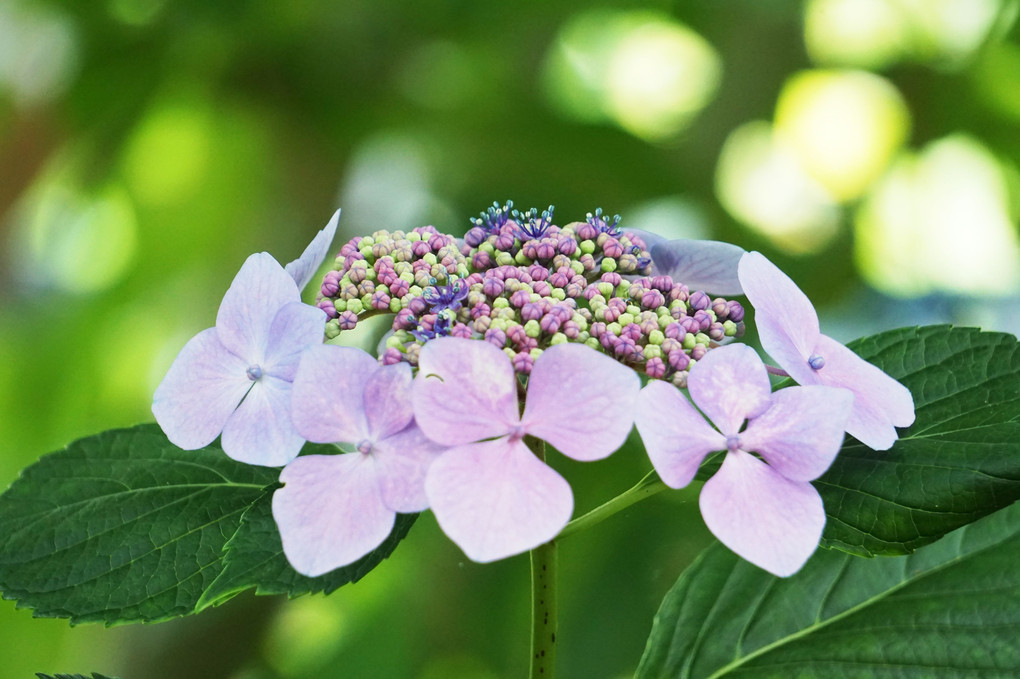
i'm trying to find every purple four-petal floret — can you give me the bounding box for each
[635,344,853,577]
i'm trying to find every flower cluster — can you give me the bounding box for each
[153,202,915,578]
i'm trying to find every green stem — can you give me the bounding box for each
[558,470,668,541]
[526,436,557,679]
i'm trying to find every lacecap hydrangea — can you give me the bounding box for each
[153,202,914,578]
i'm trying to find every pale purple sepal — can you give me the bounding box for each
[808,335,915,451]
[273,453,395,576]
[635,380,725,488]
[686,343,772,436]
[216,252,302,359]
[290,345,377,443]
[737,251,915,450]
[700,450,826,577]
[264,302,334,382]
[221,375,305,467]
[424,437,573,562]
[741,385,853,482]
[650,239,746,295]
[152,328,252,451]
[373,424,448,513]
[285,209,341,292]
[413,338,520,445]
[364,362,415,441]
[521,343,640,461]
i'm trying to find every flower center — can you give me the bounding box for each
[508,424,527,441]
[246,364,263,381]
[808,354,825,371]
[356,439,373,455]
[725,434,741,452]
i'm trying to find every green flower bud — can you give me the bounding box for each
[490,318,509,332]
[389,298,402,313]
[601,258,617,273]
[334,299,347,312]
[325,320,341,339]
[530,348,544,359]
[496,251,515,267]
[626,304,640,316]
[479,241,495,254]
[524,319,541,338]
[695,332,710,346]
[515,250,531,266]
[408,232,421,242]
[550,289,566,301]
[618,313,635,327]
[585,337,600,350]
[493,297,510,309]
[386,335,403,349]
[616,280,631,296]
[570,261,585,275]
[580,240,596,254]
[643,344,662,360]
[607,321,622,335]
[670,299,686,313]
[683,333,696,350]
[549,332,568,345]
[347,298,364,315]
[723,320,737,336]
[649,329,665,345]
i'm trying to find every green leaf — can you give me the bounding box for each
[36,674,119,679]
[0,425,276,624]
[197,492,418,609]
[637,501,1020,679]
[817,325,1020,555]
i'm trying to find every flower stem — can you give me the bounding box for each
[765,364,790,377]
[525,436,557,679]
[557,470,668,541]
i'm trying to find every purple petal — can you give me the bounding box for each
[273,453,395,577]
[701,450,825,577]
[216,252,301,360]
[520,344,640,461]
[152,327,252,450]
[737,252,820,376]
[811,334,916,450]
[687,344,773,436]
[650,239,746,295]
[373,423,448,512]
[425,438,573,562]
[263,302,327,382]
[221,376,304,466]
[364,362,414,441]
[413,338,520,445]
[290,345,376,443]
[635,380,726,488]
[741,385,853,482]
[285,209,342,292]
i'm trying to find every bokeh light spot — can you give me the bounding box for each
[12,166,139,294]
[774,70,910,202]
[804,0,907,69]
[715,121,840,255]
[0,1,77,107]
[122,101,213,206]
[543,10,721,141]
[855,135,1020,297]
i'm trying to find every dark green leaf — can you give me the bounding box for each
[198,492,417,609]
[0,424,276,624]
[637,501,1020,678]
[817,325,1020,555]
[36,674,119,679]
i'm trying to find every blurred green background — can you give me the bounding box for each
[2,0,1020,677]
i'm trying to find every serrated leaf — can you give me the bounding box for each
[198,492,418,609]
[637,501,1020,678]
[0,425,276,624]
[817,325,1020,555]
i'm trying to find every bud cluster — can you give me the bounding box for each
[314,203,745,384]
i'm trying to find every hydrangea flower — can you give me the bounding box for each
[153,214,340,466]
[272,345,447,576]
[635,344,853,576]
[737,251,915,450]
[412,338,640,562]
[629,229,746,296]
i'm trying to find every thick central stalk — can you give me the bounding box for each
[525,436,557,679]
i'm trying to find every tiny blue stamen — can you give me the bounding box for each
[411,309,456,342]
[422,277,469,312]
[357,439,373,455]
[246,364,263,381]
[808,354,825,371]
[512,205,555,240]
[725,435,741,452]
[470,200,514,234]
[586,207,623,237]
